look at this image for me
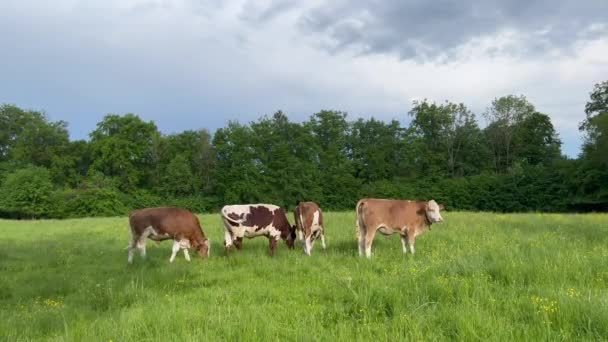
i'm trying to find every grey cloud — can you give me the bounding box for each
[297,0,608,61]
[239,0,299,25]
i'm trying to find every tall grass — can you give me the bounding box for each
[0,212,607,341]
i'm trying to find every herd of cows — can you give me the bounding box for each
[126,199,445,263]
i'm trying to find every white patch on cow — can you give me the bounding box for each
[178,239,190,249]
[409,242,415,255]
[183,248,191,262]
[312,210,319,227]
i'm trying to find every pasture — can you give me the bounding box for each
[1,212,607,341]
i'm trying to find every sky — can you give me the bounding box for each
[1,0,607,157]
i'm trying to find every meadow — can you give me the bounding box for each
[1,212,607,341]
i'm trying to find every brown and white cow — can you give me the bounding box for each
[127,207,210,264]
[221,204,296,256]
[294,201,326,255]
[356,198,444,258]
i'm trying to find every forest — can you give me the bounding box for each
[1,81,606,218]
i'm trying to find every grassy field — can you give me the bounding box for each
[1,212,607,341]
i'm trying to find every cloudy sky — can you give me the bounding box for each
[1,0,607,157]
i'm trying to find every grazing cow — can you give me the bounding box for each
[356,198,444,258]
[221,204,296,256]
[127,207,210,264]
[294,201,326,255]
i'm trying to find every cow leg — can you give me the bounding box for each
[304,235,312,256]
[408,235,416,255]
[297,229,304,242]
[139,241,147,259]
[320,230,327,250]
[269,237,277,257]
[401,234,408,254]
[183,248,191,262]
[127,236,138,264]
[223,226,234,256]
[234,237,243,251]
[169,240,180,263]
[137,226,156,260]
[364,230,376,259]
[137,237,147,260]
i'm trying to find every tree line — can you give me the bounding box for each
[1,81,606,218]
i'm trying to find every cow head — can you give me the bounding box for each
[425,200,444,223]
[193,239,210,258]
[285,225,297,249]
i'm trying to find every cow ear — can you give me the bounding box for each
[439,203,445,210]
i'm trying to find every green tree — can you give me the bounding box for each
[408,100,489,177]
[212,122,264,204]
[50,140,92,187]
[484,95,536,173]
[158,129,215,194]
[349,118,403,182]
[514,112,562,166]
[161,154,196,197]
[249,111,323,208]
[309,110,360,209]
[574,81,608,210]
[0,104,69,168]
[89,114,160,192]
[581,80,608,130]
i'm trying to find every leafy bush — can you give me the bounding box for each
[0,166,54,218]
[52,186,128,218]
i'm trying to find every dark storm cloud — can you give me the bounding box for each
[297,0,608,60]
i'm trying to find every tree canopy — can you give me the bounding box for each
[1,81,607,218]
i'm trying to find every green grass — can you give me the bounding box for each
[1,212,607,341]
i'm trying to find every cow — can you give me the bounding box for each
[221,204,296,256]
[294,201,326,255]
[356,198,444,258]
[127,207,210,264]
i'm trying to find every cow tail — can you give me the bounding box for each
[356,200,366,237]
[126,212,135,250]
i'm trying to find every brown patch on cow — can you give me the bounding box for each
[271,208,292,236]
[228,212,244,221]
[243,205,274,231]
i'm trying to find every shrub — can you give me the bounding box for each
[0,166,54,219]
